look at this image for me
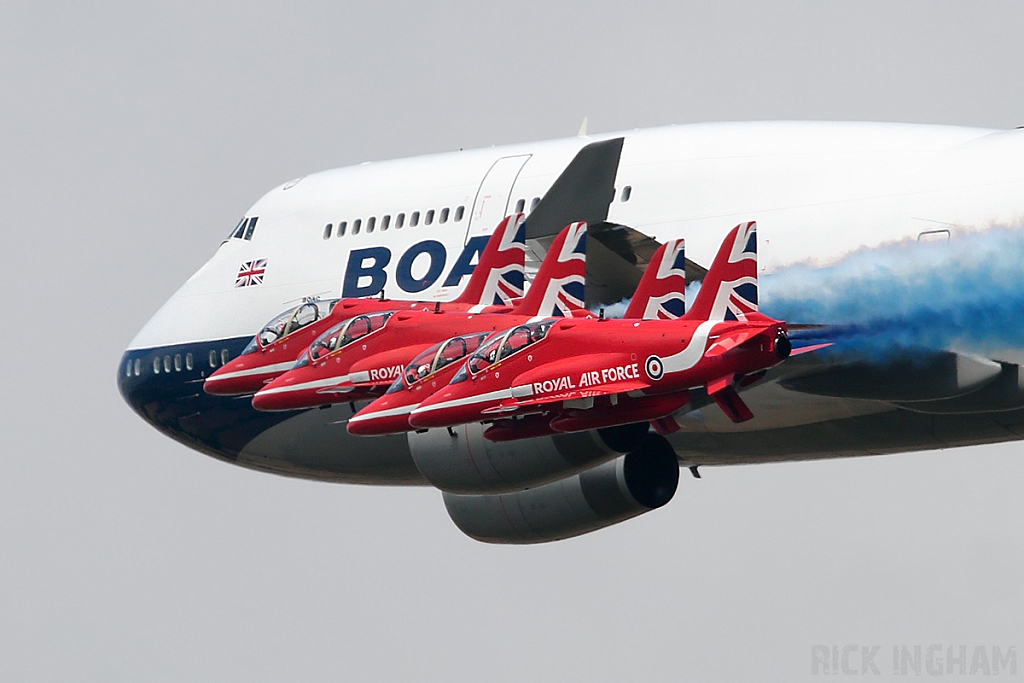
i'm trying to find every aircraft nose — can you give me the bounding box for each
[203,366,252,396]
[116,337,296,455]
[346,411,387,436]
[117,347,198,419]
[346,399,413,436]
[205,357,268,396]
[117,350,146,415]
[204,346,306,396]
[251,373,330,412]
[251,378,299,411]
[408,398,460,429]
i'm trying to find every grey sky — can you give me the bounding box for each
[2,1,1023,680]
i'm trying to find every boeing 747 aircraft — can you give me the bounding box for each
[119,121,1024,543]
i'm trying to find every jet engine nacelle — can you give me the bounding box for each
[408,421,649,494]
[442,434,680,544]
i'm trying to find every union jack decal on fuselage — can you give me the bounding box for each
[235,259,267,287]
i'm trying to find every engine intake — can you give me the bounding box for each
[409,421,649,494]
[442,433,679,544]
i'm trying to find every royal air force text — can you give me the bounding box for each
[529,363,641,396]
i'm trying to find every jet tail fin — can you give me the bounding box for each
[624,238,687,319]
[513,222,587,317]
[683,222,759,322]
[452,214,526,306]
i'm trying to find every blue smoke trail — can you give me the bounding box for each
[759,224,1024,359]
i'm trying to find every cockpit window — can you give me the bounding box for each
[501,326,533,359]
[309,329,340,361]
[466,336,503,375]
[401,332,489,388]
[404,350,435,387]
[308,311,392,361]
[462,320,553,377]
[437,336,467,370]
[242,336,259,355]
[258,310,295,347]
[256,300,336,349]
[344,315,371,341]
[436,333,487,371]
[292,301,323,328]
[230,216,259,241]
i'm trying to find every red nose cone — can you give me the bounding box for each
[253,371,381,412]
[407,389,475,429]
[204,354,299,396]
[346,409,412,436]
[407,408,443,429]
[203,373,251,396]
[251,374,316,412]
[204,361,262,396]
[346,395,406,435]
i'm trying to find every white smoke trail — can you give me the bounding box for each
[596,281,705,319]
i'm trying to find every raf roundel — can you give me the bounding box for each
[645,355,664,381]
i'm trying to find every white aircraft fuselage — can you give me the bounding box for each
[119,121,1024,486]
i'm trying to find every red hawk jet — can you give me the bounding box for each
[251,222,589,412]
[202,213,528,396]
[347,235,693,436]
[408,222,791,438]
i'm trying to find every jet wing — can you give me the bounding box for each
[775,325,1005,404]
[778,347,1003,403]
[657,322,1010,427]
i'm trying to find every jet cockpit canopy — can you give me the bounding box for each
[386,332,491,394]
[242,299,337,355]
[452,319,555,383]
[308,311,393,362]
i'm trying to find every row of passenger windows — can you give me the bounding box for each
[323,205,465,240]
[124,349,233,377]
[321,186,631,240]
[508,186,631,215]
[229,216,259,241]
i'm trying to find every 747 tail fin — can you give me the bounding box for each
[513,222,587,317]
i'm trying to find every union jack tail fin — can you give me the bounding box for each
[624,239,687,319]
[683,222,759,322]
[452,214,527,306]
[513,222,587,317]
